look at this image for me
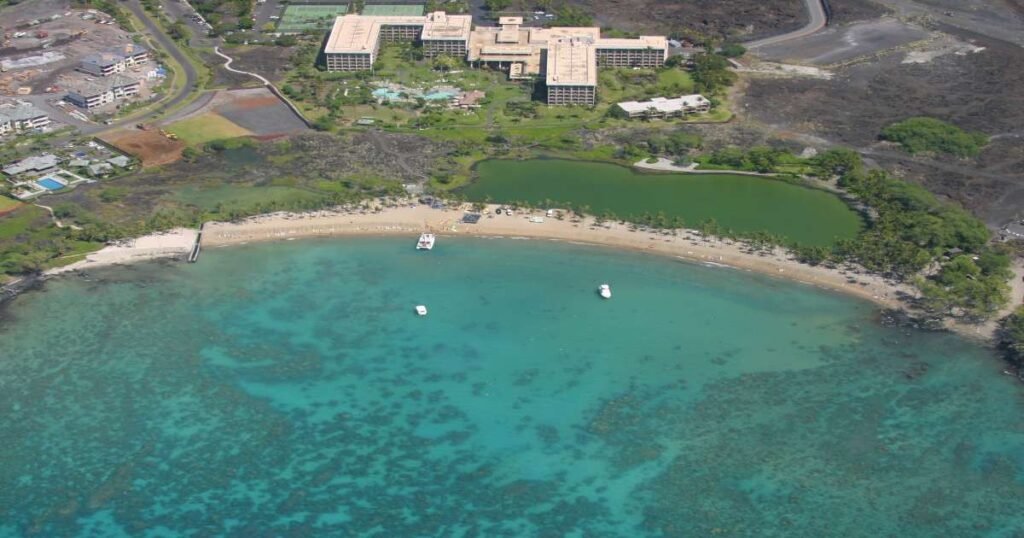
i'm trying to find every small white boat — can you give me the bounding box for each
[598,284,611,299]
[415,305,428,316]
[416,233,435,250]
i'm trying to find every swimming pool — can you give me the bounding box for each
[373,88,457,101]
[372,88,401,100]
[37,177,65,190]
[422,90,455,100]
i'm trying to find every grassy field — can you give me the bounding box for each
[0,196,21,215]
[167,113,253,145]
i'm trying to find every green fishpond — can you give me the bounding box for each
[1,237,1023,536]
[460,159,863,246]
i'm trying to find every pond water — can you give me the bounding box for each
[460,158,864,246]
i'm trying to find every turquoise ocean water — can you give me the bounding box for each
[1,237,1023,536]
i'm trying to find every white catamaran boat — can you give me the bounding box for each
[598,284,612,299]
[415,305,428,316]
[416,233,436,250]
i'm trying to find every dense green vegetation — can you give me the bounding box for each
[802,149,1010,320]
[685,53,737,96]
[881,117,989,158]
[0,206,101,275]
[998,307,1024,371]
[719,43,747,58]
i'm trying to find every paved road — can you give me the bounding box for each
[124,0,198,108]
[745,0,827,49]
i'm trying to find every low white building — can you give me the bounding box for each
[0,101,50,135]
[3,153,59,176]
[79,43,149,77]
[65,75,142,110]
[616,94,711,119]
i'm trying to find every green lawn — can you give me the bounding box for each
[167,113,253,145]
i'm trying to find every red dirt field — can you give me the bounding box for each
[101,129,186,167]
[227,95,280,110]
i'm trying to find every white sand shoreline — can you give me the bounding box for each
[39,203,1013,344]
[44,228,197,276]
[200,204,912,310]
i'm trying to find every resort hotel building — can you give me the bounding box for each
[323,14,668,106]
[323,11,473,71]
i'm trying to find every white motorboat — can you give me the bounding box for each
[416,233,435,250]
[415,305,428,316]
[598,284,611,299]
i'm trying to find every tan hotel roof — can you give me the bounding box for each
[596,36,668,50]
[325,12,471,54]
[421,12,472,40]
[546,37,596,86]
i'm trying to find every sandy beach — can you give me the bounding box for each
[201,203,914,311]
[29,202,1023,344]
[45,228,198,276]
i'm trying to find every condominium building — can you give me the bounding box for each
[79,43,149,77]
[324,11,472,71]
[65,75,142,110]
[595,37,668,68]
[0,101,50,135]
[616,94,711,119]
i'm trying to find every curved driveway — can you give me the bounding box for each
[745,0,828,49]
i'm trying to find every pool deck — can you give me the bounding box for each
[10,168,93,200]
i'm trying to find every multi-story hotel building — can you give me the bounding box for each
[323,11,472,71]
[545,37,597,106]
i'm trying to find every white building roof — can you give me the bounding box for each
[3,153,59,175]
[617,94,709,114]
[0,101,47,123]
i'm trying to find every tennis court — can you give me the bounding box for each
[361,4,424,16]
[277,4,349,32]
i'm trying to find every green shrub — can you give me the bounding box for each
[719,43,746,58]
[880,117,989,157]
